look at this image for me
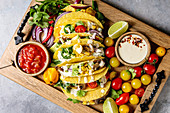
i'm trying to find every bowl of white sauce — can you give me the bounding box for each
[115,32,151,67]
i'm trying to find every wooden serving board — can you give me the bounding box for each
[0,0,170,113]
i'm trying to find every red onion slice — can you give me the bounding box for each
[74,0,81,4]
[42,27,49,42]
[71,5,90,9]
[32,25,37,40]
[89,30,104,39]
[55,11,71,25]
[46,35,54,48]
[35,26,43,43]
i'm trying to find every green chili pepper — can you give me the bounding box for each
[64,24,75,34]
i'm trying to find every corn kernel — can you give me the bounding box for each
[89,100,95,105]
[88,66,91,70]
[83,101,87,105]
[91,25,97,29]
[61,33,64,35]
[84,52,90,55]
[81,9,86,12]
[73,8,76,12]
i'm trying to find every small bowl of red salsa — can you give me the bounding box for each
[15,41,50,76]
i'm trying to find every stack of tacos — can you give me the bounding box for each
[51,4,111,105]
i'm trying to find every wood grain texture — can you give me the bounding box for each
[0,0,170,113]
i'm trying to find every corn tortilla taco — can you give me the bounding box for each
[54,19,103,38]
[53,39,105,66]
[61,81,111,102]
[58,58,106,77]
[60,67,108,84]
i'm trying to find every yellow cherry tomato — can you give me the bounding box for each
[129,94,139,105]
[104,37,114,46]
[131,79,142,89]
[120,70,131,81]
[156,47,166,57]
[110,71,117,80]
[110,57,120,67]
[122,82,132,93]
[119,104,129,113]
[141,74,151,85]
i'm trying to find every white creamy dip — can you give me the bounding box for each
[118,34,147,64]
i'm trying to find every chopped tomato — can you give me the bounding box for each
[75,25,86,33]
[87,81,98,89]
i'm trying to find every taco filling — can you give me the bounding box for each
[55,75,109,102]
[54,20,103,38]
[53,39,105,66]
[58,59,105,77]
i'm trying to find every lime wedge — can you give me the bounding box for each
[103,97,118,113]
[108,21,128,39]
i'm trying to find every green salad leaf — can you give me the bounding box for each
[77,90,87,97]
[110,89,122,99]
[67,98,80,104]
[129,68,136,79]
[50,59,61,67]
[61,46,73,59]
[29,0,69,28]
[76,21,84,26]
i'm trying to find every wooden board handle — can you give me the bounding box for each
[14,4,38,45]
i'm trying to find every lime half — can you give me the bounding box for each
[103,97,118,113]
[108,21,128,39]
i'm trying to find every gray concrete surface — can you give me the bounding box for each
[0,0,169,113]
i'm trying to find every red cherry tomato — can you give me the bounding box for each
[111,78,122,90]
[75,25,86,33]
[135,88,145,97]
[134,67,143,77]
[116,93,129,105]
[143,64,156,75]
[87,81,98,89]
[105,46,115,58]
[105,72,110,79]
[148,53,159,64]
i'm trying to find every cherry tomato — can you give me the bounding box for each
[122,82,132,93]
[110,57,120,67]
[111,78,122,90]
[143,64,156,75]
[104,37,114,47]
[131,79,142,89]
[116,93,129,105]
[133,67,143,77]
[119,105,129,113]
[135,88,145,97]
[141,74,151,85]
[87,81,98,89]
[120,70,131,81]
[105,72,110,79]
[110,71,117,80]
[75,25,86,33]
[129,94,139,105]
[105,46,115,58]
[156,47,166,57]
[148,53,159,64]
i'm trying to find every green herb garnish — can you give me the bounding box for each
[67,98,80,104]
[110,89,122,99]
[77,90,87,97]
[29,0,69,28]
[61,46,73,59]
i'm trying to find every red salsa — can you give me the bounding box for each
[18,44,46,74]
